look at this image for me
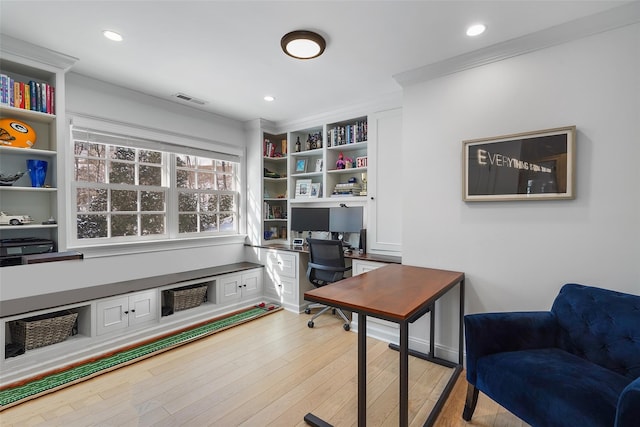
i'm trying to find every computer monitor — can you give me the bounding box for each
[329,206,363,233]
[290,208,330,232]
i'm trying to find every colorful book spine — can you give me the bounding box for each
[0,74,8,105]
[8,77,14,107]
[40,82,47,113]
[24,83,30,110]
[29,81,37,111]
[50,85,55,114]
[0,77,54,114]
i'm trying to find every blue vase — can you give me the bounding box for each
[27,159,48,187]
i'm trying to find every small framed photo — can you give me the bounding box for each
[463,126,576,201]
[295,179,312,198]
[295,159,307,173]
[315,158,323,172]
[272,205,282,219]
[309,182,321,198]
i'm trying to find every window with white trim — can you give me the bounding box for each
[71,128,240,245]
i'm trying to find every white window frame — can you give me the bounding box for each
[67,115,244,251]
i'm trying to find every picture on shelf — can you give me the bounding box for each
[272,206,282,219]
[315,158,323,172]
[295,179,312,198]
[295,159,307,173]
[309,182,321,198]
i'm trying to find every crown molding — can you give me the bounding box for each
[0,34,77,72]
[394,1,640,87]
[271,90,402,133]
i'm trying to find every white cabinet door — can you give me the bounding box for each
[367,108,402,254]
[96,290,158,336]
[242,269,262,298]
[219,274,242,304]
[219,269,263,305]
[96,296,129,336]
[128,290,158,327]
[263,250,298,307]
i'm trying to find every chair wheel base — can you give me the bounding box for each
[308,320,314,328]
[305,308,311,314]
[343,323,350,331]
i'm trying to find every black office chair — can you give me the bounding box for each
[305,238,352,331]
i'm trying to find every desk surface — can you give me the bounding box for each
[304,264,464,323]
[251,243,402,264]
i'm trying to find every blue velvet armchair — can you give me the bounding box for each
[463,283,640,427]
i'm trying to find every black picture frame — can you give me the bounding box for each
[463,126,576,201]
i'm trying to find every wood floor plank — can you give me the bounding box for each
[0,309,527,427]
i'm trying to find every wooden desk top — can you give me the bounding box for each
[304,264,464,323]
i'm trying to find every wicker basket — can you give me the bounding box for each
[166,285,208,312]
[9,311,78,351]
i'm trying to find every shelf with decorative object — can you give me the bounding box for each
[256,115,370,242]
[1,36,75,253]
[262,132,289,245]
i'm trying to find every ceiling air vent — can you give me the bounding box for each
[172,93,207,105]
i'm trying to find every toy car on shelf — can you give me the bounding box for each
[0,211,34,225]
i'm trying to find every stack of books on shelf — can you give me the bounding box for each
[263,138,287,158]
[263,202,284,219]
[332,182,362,196]
[328,120,367,147]
[0,75,55,114]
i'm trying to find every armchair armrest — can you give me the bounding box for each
[465,311,557,384]
[616,377,640,427]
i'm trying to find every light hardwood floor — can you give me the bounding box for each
[1,310,527,427]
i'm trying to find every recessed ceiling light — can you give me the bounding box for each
[281,30,326,60]
[466,24,486,37]
[264,95,275,102]
[103,30,123,42]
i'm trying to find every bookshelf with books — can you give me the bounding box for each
[262,132,288,244]
[325,116,368,199]
[257,115,371,247]
[0,36,75,257]
[285,116,369,202]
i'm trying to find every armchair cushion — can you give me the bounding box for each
[477,348,630,427]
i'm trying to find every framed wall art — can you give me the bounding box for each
[463,126,576,201]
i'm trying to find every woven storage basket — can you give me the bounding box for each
[10,311,78,351]
[167,284,207,312]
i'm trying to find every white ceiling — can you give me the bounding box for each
[0,1,630,124]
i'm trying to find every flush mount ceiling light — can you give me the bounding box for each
[281,30,326,59]
[466,24,486,37]
[103,30,123,42]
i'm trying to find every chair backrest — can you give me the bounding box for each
[306,238,348,286]
[551,283,640,379]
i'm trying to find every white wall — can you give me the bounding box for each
[0,74,249,301]
[402,24,640,355]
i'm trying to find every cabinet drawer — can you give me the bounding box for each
[266,251,296,278]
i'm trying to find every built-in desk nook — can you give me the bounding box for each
[246,243,402,343]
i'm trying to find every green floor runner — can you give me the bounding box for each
[0,305,279,408]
